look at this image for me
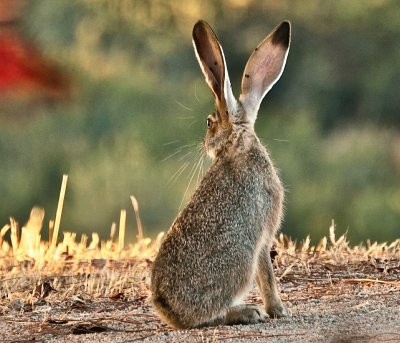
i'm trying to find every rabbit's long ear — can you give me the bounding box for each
[239,21,291,123]
[192,20,237,111]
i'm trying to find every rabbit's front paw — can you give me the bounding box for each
[267,303,292,318]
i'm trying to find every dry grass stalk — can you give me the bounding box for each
[343,278,400,286]
[118,209,126,253]
[130,195,143,241]
[10,217,19,253]
[51,174,68,249]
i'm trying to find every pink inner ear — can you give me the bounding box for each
[251,47,287,99]
[241,40,288,101]
[240,21,290,117]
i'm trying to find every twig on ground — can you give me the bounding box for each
[343,278,400,286]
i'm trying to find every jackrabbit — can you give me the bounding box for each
[151,20,291,329]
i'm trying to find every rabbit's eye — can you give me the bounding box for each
[207,118,213,128]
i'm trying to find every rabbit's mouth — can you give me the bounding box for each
[203,139,216,159]
[204,128,233,159]
[204,136,222,159]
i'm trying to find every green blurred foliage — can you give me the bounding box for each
[0,0,399,243]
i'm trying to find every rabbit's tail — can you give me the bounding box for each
[153,293,226,329]
[153,294,188,329]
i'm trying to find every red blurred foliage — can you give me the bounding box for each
[0,0,70,101]
[0,32,70,98]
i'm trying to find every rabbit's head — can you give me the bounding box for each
[192,20,291,159]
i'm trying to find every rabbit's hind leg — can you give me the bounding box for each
[198,304,266,327]
[223,304,267,325]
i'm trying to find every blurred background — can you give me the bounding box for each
[0,0,399,243]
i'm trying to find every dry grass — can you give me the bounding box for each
[1,204,399,306]
[0,174,399,302]
[0,175,163,306]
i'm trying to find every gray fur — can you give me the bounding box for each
[151,20,291,329]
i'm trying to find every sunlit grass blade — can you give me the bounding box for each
[51,174,68,249]
[130,195,143,242]
[118,209,126,253]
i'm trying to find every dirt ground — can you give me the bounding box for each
[1,251,399,343]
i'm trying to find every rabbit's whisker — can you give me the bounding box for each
[179,155,203,210]
[163,140,180,146]
[187,120,199,128]
[201,152,206,172]
[162,143,196,162]
[194,82,201,103]
[196,153,205,186]
[177,116,195,120]
[178,151,193,162]
[162,149,183,162]
[196,141,204,152]
[175,100,194,112]
[174,143,197,151]
[166,161,190,187]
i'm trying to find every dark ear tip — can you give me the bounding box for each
[193,19,209,36]
[271,21,291,48]
[195,19,208,26]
